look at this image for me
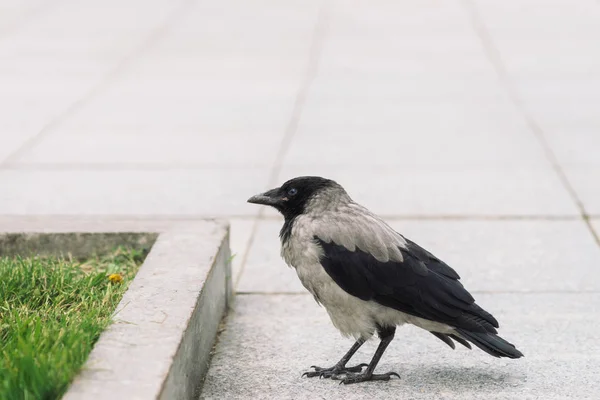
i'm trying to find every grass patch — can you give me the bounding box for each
[0,248,145,400]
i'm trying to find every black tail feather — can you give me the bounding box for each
[449,334,472,350]
[456,329,523,359]
[431,332,473,350]
[431,332,455,349]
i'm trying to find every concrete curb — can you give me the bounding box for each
[0,219,231,400]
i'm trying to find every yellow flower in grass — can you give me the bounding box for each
[108,273,123,284]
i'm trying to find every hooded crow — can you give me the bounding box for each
[248,176,523,385]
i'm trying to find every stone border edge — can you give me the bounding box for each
[0,220,231,400]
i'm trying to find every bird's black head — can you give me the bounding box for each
[247,176,338,220]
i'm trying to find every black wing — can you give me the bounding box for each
[315,236,499,333]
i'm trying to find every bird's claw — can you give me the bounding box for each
[331,371,400,385]
[302,363,368,379]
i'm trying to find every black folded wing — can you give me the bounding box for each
[315,236,499,333]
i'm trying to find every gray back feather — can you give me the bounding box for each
[299,186,407,263]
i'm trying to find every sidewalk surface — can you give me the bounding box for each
[1,0,600,399]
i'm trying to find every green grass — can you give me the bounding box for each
[0,248,145,400]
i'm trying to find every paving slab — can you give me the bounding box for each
[0,0,187,136]
[301,0,530,137]
[297,97,519,127]
[0,133,33,163]
[0,82,94,137]
[237,219,304,293]
[228,218,255,285]
[0,215,223,233]
[473,0,600,79]
[320,0,489,74]
[469,0,600,154]
[202,293,600,400]
[12,129,282,168]
[272,166,579,217]
[34,0,318,134]
[591,219,600,241]
[0,0,50,34]
[237,219,600,293]
[284,126,548,168]
[0,168,269,216]
[2,1,599,399]
[56,80,298,131]
[562,167,600,216]
[149,0,319,59]
[541,131,600,167]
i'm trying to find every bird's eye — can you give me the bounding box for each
[288,188,298,196]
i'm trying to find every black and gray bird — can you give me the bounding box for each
[247,176,523,385]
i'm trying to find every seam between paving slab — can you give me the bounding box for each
[460,0,600,249]
[0,0,195,166]
[234,0,331,289]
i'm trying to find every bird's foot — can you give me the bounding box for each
[331,371,400,385]
[302,363,368,379]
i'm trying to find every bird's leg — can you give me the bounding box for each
[302,338,368,378]
[332,326,400,384]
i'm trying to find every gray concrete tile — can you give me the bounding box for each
[0,34,144,61]
[0,0,191,158]
[237,219,600,293]
[0,71,98,99]
[275,166,579,217]
[128,55,305,81]
[591,219,600,241]
[304,78,508,106]
[0,0,50,32]
[516,90,600,141]
[393,219,600,292]
[563,167,600,215]
[0,168,269,216]
[314,0,503,104]
[0,0,177,61]
[284,127,548,167]
[15,0,177,37]
[14,130,282,168]
[0,55,112,80]
[474,0,600,41]
[46,0,316,134]
[57,86,297,131]
[471,0,600,144]
[202,293,600,400]
[0,133,32,162]
[237,219,305,293]
[322,0,486,66]
[0,215,232,233]
[229,218,256,284]
[543,131,600,166]
[0,83,93,133]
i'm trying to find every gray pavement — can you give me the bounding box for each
[1,0,600,399]
[202,294,600,400]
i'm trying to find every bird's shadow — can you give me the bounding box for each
[397,364,525,392]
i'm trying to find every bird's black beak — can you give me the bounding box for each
[247,187,283,206]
